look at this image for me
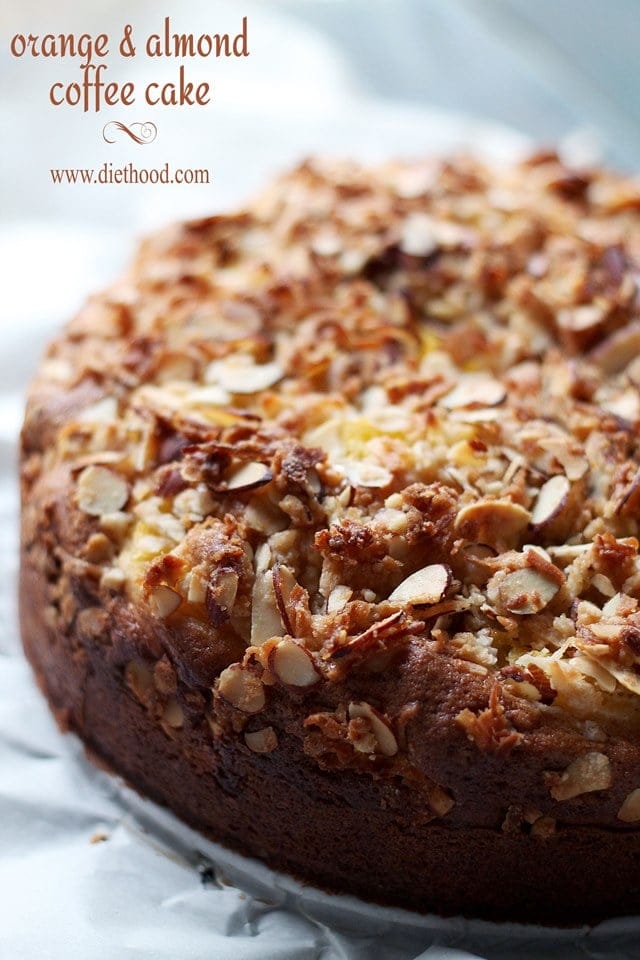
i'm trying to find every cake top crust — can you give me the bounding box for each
[22,150,640,768]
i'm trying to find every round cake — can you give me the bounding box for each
[20,151,640,925]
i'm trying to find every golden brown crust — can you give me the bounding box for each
[20,151,640,922]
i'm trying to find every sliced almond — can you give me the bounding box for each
[250,569,284,645]
[558,304,605,333]
[217,665,265,714]
[615,469,640,516]
[399,213,438,257]
[223,461,273,493]
[148,584,182,619]
[207,355,284,394]
[205,569,239,626]
[244,727,278,753]
[348,701,398,757]
[440,375,506,410]
[271,639,320,687]
[454,500,531,547]
[538,437,588,482]
[531,474,570,529]
[601,661,640,697]
[498,567,560,615]
[271,564,296,636]
[388,564,452,606]
[78,396,118,423]
[557,304,607,352]
[600,387,640,422]
[343,460,393,489]
[76,465,129,516]
[618,788,640,822]
[327,584,353,613]
[589,320,640,374]
[548,752,612,801]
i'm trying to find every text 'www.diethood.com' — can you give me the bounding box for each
[50,162,211,185]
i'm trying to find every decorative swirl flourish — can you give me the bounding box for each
[102,121,158,145]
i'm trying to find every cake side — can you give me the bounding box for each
[19,151,640,923]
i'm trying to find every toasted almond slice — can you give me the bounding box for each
[78,396,118,423]
[618,788,640,822]
[440,375,506,410]
[538,437,588,482]
[271,563,296,636]
[601,661,640,696]
[148,584,182,619]
[327,584,353,613]
[589,320,640,374]
[205,569,239,626]
[548,752,611,801]
[343,460,393,488]
[399,213,438,257]
[244,727,278,753]
[185,385,231,407]
[454,500,531,546]
[217,665,265,714]
[76,465,129,516]
[207,355,284,394]
[558,304,605,333]
[250,569,284,646]
[224,461,273,492]
[600,387,640,422]
[388,564,452,606]
[615,469,640,516]
[531,474,570,529]
[498,567,560,615]
[348,701,398,757]
[311,228,343,258]
[546,542,592,560]
[271,639,320,687]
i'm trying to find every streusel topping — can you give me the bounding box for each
[28,151,640,730]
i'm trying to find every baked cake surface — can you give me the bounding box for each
[20,151,640,924]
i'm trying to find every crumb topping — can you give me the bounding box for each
[25,151,640,735]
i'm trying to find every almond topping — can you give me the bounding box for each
[148,584,182,619]
[440,376,506,410]
[531,474,570,529]
[217,665,265,714]
[223,461,273,492]
[271,564,296,636]
[327,584,353,613]
[548,752,612,801]
[618,788,640,823]
[76,465,129,516]
[271,639,320,687]
[558,304,605,334]
[250,569,284,646]
[498,566,560,615]
[348,701,398,757]
[454,500,531,547]
[399,213,438,257]
[207,355,284,394]
[589,320,640,374]
[244,727,278,753]
[388,564,452,606]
